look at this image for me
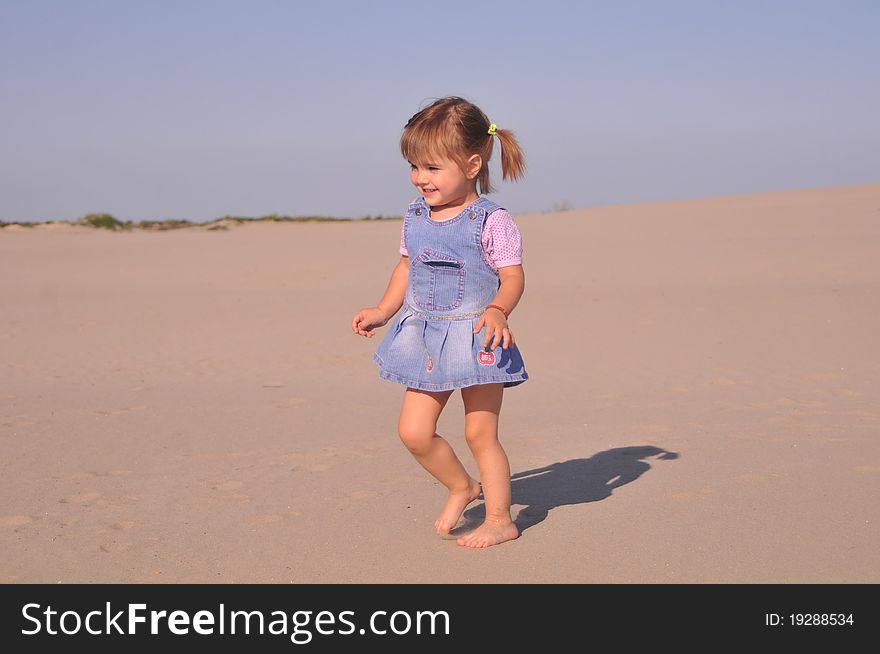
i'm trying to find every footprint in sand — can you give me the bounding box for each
[7,419,37,427]
[0,515,34,527]
[190,479,250,505]
[275,396,307,408]
[664,385,690,395]
[349,490,378,500]
[211,480,244,491]
[99,541,134,554]
[801,372,843,382]
[247,514,284,526]
[67,469,132,482]
[59,492,101,505]
[92,405,149,416]
[290,463,333,473]
[109,521,139,531]
[188,451,257,462]
[828,388,864,397]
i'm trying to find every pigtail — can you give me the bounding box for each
[493,128,526,184]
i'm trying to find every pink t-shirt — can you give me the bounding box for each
[400,208,523,271]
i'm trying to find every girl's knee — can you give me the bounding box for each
[464,425,498,450]
[398,422,435,455]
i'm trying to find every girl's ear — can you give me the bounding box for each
[465,154,482,180]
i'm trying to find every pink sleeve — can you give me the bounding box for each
[481,209,522,270]
[400,221,408,256]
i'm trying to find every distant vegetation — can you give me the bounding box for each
[551,200,573,212]
[79,213,127,230]
[0,212,402,230]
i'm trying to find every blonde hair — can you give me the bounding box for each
[400,96,525,194]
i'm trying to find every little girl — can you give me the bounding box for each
[351,96,528,548]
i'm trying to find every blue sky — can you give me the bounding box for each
[1,0,877,222]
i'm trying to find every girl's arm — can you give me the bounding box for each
[475,264,524,350]
[352,255,409,338]
[376,255,410,320]
[490,265,525,315]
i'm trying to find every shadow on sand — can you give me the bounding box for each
[453,445,679,535]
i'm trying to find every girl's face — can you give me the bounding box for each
[409,154,481,217]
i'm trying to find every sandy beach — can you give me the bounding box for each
[1,183,878,583]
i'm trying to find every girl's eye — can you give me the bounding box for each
[428,167,439,172]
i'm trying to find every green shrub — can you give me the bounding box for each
[79,213,127,230]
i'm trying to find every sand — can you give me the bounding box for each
[1,183,878,583]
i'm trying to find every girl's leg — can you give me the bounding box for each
[398,387,482,534]
[457,382,519,548]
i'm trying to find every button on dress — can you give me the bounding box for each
[372,196,528,392]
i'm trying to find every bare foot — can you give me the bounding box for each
[435,478,482,535]
[456,517,519,548]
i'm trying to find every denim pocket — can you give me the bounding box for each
[411,248,465,311]
[393,305,414,337]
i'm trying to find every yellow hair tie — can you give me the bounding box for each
[487,123,497,136]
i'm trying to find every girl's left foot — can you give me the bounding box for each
[456,517,519,548]
[435,478,482,535]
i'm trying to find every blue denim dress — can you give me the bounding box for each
[372,196,529,392]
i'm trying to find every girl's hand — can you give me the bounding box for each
[473,307,515,350]
[352,306,389,338]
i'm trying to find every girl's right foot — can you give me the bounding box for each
[435,478,482,535]
[456,516,520,548]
